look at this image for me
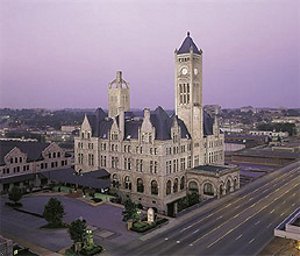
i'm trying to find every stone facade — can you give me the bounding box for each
[0,141,72,192]
[187,165,240,199]
[74,33,237,215]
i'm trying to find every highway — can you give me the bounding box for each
[114,161,300,255]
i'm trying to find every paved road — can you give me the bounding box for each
[115,161,300,256]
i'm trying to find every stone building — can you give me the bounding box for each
[74,32,239,215]
[0,140,72,192]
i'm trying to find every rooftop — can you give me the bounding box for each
[233,148,300,159]
[177,32,202,55]
[190,164,236,174]
[40,168,110,190]
[0,140,51,166]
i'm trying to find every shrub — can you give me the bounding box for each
[8,186,23,205]
[91,198,102,203]
[80,245,103,255]
[131,221,156,233]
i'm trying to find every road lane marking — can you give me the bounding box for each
[190,180,300,247]
[249,238,255,244]
[249,197,254,201]
[192,229,199,234]
[267,223,273,228]
[292,193,296,197]
[292,203,296,207]
[180,225,193,232]
[270,209,275,214]
[164,237,168,241]
[234,205,240,209]
[235,234,243,240]
[265,194,270,198]
[176,241,180,244]
[233,213,240,218]
[275,188,280,192]
[225,203,232,208]
[250,203,257,208]
[280,212,285,216]
[216,215,223,220]
[189,244,193,247]
[255,220,261,225]
[162,168,300,245]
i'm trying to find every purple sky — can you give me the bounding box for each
[0,0,299,109]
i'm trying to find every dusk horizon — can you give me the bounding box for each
[1,0,299,109]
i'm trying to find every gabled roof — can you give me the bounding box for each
[177,32,202,55]
[84,107,218,140]
[0,141,50,165]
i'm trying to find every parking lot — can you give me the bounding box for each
[0,193,139,254]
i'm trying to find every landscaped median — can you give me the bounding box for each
[130,218,168,233]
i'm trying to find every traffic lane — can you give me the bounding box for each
[136,166,300,254]
[204,184,300,256]
[233,190,300,256]
[164,176,300,251]
[127,167,300,255]
[163,179,300,256]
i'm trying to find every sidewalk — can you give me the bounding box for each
[1,232,62,256]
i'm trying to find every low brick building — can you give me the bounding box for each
[0,140,72,192]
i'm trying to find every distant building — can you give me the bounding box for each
[0,140,72,192]
[240,106,257,113]
[204,105,221,116]
[249,130,289,138]
[230,148,300,166]
[61,125,80,133]
[74,32,239,215]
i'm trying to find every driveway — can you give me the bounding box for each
[0,194,139,254]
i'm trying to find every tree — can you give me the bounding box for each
[68,218,87,252]
[122,199,139,222]
[8,186,23,206]
[43,197,65,227]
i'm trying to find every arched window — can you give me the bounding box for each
[137,178,144,193]
[173,178,178,193]
[226,180,231,193]
[166,180,172,195]
[180,176,185,190]
[124,176,131,190]
[112,174,119,188]
[220,184,224,196]
[188,181,199,193]
[151,180,158,195]
[234,178,238,190]
[203,183,214,196]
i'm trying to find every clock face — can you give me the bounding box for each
[181,68,188,75]
[194,68,198,75]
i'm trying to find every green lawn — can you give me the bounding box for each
[94,193,115,201]
[52,185,74,193]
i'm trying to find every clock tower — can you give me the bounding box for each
[175,32,203,166]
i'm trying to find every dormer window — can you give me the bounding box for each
[112,132,118,141]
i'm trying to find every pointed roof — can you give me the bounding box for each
[177,31,201,55]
